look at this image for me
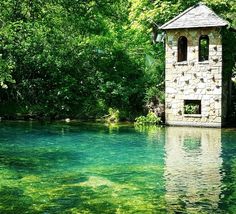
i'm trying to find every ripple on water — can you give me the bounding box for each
[0,122,235,213]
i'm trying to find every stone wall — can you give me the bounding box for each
[165,27,226,127]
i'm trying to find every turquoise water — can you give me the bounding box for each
[0,122,235,213]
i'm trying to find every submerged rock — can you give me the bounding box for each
[72,176,137,192]
[79,176,114,188]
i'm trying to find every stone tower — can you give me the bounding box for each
[160,3,228,127]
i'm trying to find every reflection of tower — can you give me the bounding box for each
[164,127,222,213]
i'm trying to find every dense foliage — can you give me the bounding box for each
[0,0,235,120]
[135,112,161,125]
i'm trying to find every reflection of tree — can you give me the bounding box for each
[183,137,201,152]
[164,127,222,213]
[134,125,164,143]
[219,131,236,212]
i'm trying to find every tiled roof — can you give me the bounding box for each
[159,3,228,30]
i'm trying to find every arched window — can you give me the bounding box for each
[199,35,209,62]
[178,36,187,62]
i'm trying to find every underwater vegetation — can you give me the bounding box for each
[0,122,235,213]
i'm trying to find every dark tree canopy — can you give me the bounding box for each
[0,0,235,120]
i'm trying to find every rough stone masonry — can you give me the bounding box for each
[165,28,226,127]
[160,3,228,127]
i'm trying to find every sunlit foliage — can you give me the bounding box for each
[0,0,235,119]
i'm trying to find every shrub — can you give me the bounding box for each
[184,104,199,114]
[105,108,120,123]
[135,112,161,125]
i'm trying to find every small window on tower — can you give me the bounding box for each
[178,36,188,62]
[184,100,201,115]
[199,35,209,62]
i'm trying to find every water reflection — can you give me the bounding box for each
[164,127,223,213]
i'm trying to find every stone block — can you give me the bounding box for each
[213,117,221,123]
[203,95,211,100]
[166,87,177,94]
[198,82,205,89]
[212,87,221,95]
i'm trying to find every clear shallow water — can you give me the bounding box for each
[0,122,235,213]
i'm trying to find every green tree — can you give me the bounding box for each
[0,0,235,120]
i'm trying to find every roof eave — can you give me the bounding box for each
[161,23,228,30]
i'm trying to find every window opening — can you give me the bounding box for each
[184,100,201,114]
[178,36,188,62]
[199,35,209,61]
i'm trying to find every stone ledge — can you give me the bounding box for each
[176,61,188,66]
[198,61,209,65]
[166,120,222,128]
[184,114,202,118]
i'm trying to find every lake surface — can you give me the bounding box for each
[0,122,235,213]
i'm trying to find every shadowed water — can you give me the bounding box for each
[0,122,235,213]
